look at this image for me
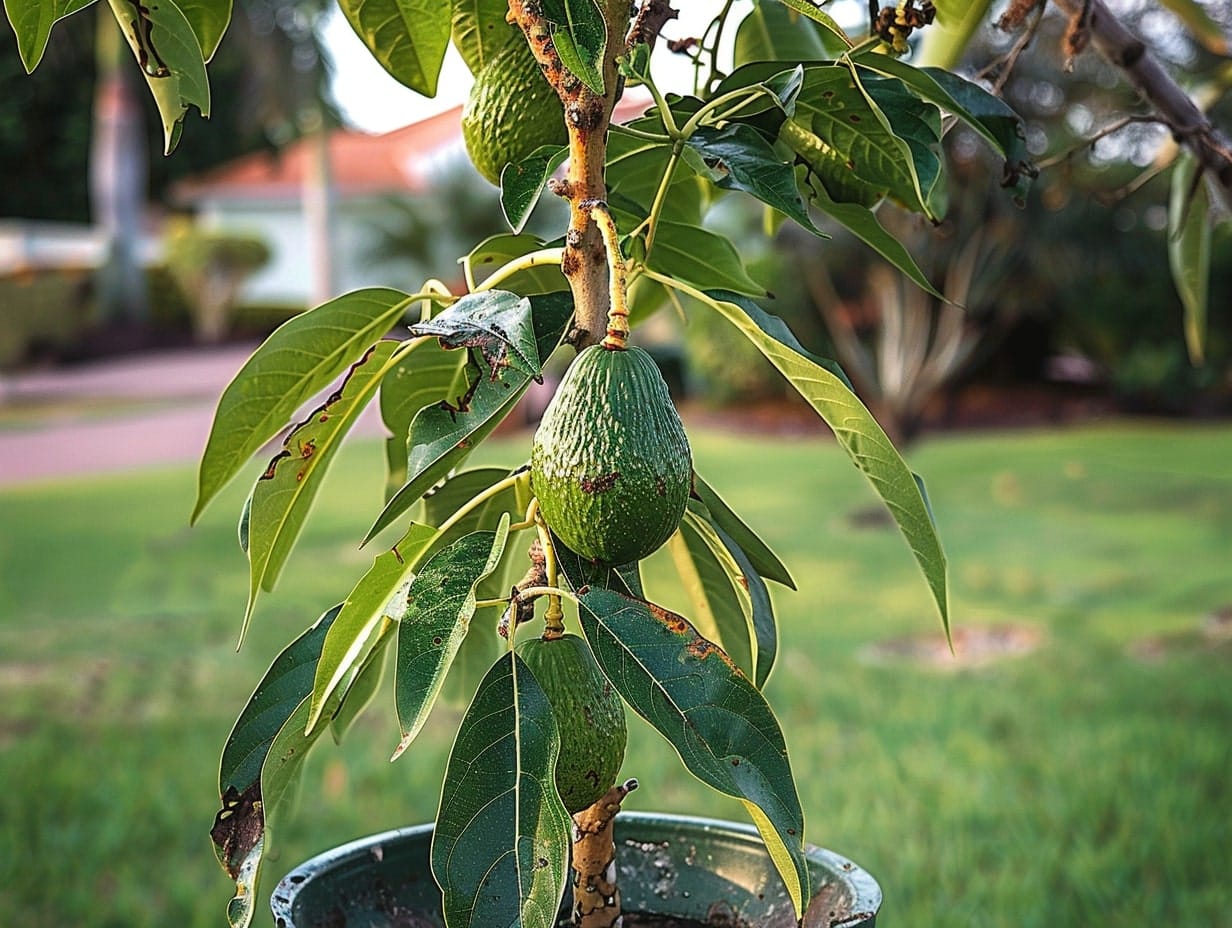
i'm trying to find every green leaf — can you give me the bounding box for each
[501,145,569,234]
[862,73,945,217]
[194,287,412,522]
[771,0,853,51]
[552,532,643,599]
[106,0,210,153]
[1168,151,1211,365]
[577,588,810,917]
[409,289,542,380]
[4,0,96,72]
[645,220,766,296]
[451,0,521,74]
[367,291,573,542]
[243,340,400,639]
[329,630,390,744]
[541,0,605,95]
[212,604,393,928]
[713,522,778,688]
[701,290,949,636]
[691,472,795,589]
[782,63,940,219]
[392,522,509,759]
[606,125,707,227]
[306,522,440,734]
[432,651,571,928]
[174,0,231,60]
[787,157,942,297]
[466,233,569,295]
[855,57,1035,203]
[734,0,838,66]
[665,504,755,678]
[686,123,826,238]
[336,0,450,95]
[380,338,469,500]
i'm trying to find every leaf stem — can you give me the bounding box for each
[584,201,632,350]
[432,473,524,540]
[641,142,683,263]
[535,516,565,639]
[473,248,566,293]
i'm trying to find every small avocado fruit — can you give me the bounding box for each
[518,633,626,814]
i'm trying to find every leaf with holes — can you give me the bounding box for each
[242,340,400,642]
[392,522,509,759]
[105,0,210,153]
[577,587,810,917]
[195,287,411,522]
[367,291,573,543]
[432,651,571,928]
[409,289,542,381]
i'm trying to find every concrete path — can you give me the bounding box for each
[0,344,386,487]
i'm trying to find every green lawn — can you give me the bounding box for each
[1,422,1229,927]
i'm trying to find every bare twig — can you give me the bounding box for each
[1049,0,1232,197]
[1033,114,1164,171]
[570,778,639,928]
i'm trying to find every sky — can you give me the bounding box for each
[321,5,744,134]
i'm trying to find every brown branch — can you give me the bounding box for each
[627,0,678,53]
[508,0,632,348]
[570,778,638,928]
[1050,0,1232,196]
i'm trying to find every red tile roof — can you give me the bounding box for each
[174,93,655,203]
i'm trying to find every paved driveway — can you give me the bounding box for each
[0,344,386,487]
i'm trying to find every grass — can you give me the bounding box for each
[0,421,1229,927]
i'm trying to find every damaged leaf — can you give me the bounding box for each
[408,288,542,381]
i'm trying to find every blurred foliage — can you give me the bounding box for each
[0,267,94,369]
[163,221,272,343]
[0,0,339,223]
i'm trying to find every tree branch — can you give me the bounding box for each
[508,0,632,348]
[1050,0,1232,195]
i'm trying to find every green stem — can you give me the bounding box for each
[678,86,771,139]
[472,248,565,293]
[432,472,524,539]
[641,142,683,262]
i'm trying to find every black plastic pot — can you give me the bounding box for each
[270,813,880,927]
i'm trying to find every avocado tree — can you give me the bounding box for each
[8,1,1228,927]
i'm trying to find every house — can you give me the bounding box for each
[172,94,654,309]
[171,106,471,307]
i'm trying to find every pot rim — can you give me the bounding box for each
[272,812,882,927]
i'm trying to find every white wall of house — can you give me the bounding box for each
[195,195,412,306]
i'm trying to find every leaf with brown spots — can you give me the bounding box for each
[392,521,510,760]
[576,587,811,918]
[213,603,394,928]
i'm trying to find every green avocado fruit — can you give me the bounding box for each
[531,344,692,565]
[518,633,626,814]
[461,40,567,186]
